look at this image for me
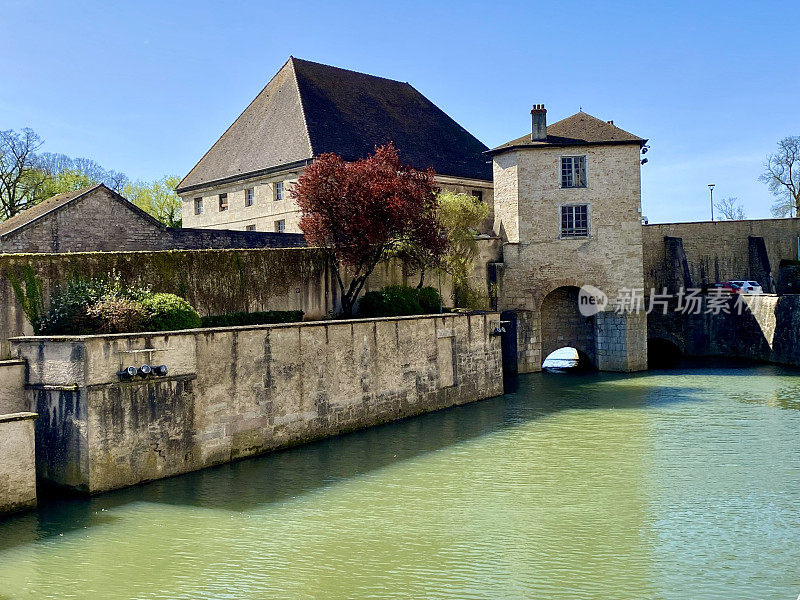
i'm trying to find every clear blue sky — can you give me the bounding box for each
[2,0,798,222]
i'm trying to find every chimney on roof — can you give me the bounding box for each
[531,104,547,141]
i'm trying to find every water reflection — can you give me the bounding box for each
[0,363,798,599]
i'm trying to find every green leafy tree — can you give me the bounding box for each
[438,191,489,308]
[36,153,128,198]
[123,176,183,227]
[1,128,129,221]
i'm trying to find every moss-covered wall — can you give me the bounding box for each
[0,240,502,357]
[0,248,329,357]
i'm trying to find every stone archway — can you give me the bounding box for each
[540,286,597,368]
[647,337,683,368]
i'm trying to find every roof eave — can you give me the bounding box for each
[175,158,314,194]
[485,138,648,156]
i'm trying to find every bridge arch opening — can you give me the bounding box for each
[540,285,596,369]
[543,347,595,372]
[647,337,683,368]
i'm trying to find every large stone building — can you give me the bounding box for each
[177,57,494,234]
[0,184,305,253]
[489,107,649,372]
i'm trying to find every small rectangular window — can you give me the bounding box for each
[218,193,228,211]
[560,204,589,238]
[471,190,483,202]
[275,182,284,201]
[194,197,203,215]
[561,156,587,188]
[245,224,256,231]
[245,188,254,207]
[274,219,285,233]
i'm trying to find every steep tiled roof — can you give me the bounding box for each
[0,184,102,237]
[177,57,491,193]
[488,111,645,154]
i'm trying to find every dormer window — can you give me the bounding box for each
[561,156,587,188]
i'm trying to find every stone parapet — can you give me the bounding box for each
[11,313,504,494]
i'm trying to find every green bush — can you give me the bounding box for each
[357,285,442,318]
[417,286,442,313]
[26,274,201,335]
[140,293,202,331]
[38,277,135,335]
[86,297,147,334]
[201,310,304,328]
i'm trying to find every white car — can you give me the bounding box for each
[727,280,763,295]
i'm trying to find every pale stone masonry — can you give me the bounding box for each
[11,313,503,494]
[490,109,649,372]
[0,412,37,515]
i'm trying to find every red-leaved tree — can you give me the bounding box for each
[293,143,446,316]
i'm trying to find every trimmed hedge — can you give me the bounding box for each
[201,310,304,328]
[140,293,202,331]
[357,285,442,318]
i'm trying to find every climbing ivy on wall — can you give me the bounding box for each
[0,248,328,317]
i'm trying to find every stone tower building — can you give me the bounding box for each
[490,106,648,372]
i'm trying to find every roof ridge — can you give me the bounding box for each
[289,57,315,157]
[290,56,412,86]
[0,183,105,238]
[177,57,297,192]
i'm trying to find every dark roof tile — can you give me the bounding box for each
[177,57,491,192]
[488,111,645,154]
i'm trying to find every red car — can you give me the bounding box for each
[703,282,736,294]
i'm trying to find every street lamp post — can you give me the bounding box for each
[708,184,715,221]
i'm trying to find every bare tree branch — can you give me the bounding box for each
[714,196,746,220]
[760,136,800,217]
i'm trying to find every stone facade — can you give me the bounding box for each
[0,186,306,254]
[181,171,496,234]
[11,313,504,494]
[493,143,647,372]
[0,412,37,515]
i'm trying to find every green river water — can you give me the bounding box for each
[1,362,799,599]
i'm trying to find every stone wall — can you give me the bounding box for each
[0,186,168,253]
[0,359,25,414]
[0,185,307,254]
[0,412,37,515]
[492,143,647,372]
[11,312,504,494]
[647,294,800,366]
[643,218,800,292]
[0,241,501,358]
